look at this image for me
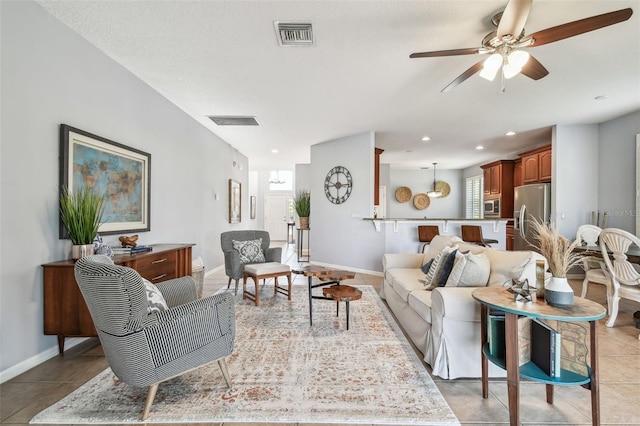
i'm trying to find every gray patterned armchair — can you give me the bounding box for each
[74,255,235,420]
[220,230,282,294]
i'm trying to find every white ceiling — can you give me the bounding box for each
[36,0,640,171]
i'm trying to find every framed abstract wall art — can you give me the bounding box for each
[229,179,241,223]
[59,124,151,237]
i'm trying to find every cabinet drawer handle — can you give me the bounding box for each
[151,258,167,264]
[152,273,168,281]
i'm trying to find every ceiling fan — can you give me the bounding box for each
[410,0,633,92]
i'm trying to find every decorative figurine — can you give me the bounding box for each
[507,278,535,303]
[119,235,139,248]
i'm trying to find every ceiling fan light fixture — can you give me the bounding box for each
[503,50,530,79]
[479,53,503,81]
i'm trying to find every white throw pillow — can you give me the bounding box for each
[445,251,491,287]
[484,249,532,287]
[232,238,266,263]
[143,278,168,314]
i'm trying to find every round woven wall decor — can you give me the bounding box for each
[413,193,431,210]
[395,186,412,203]
[435,181,451,198]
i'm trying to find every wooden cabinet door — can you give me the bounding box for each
[539,149,552,182]
[514,160,523,187]
[523,154,539,183]
[483,167,491,195]
[490,165,501,194]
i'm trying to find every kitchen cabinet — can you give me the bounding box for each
[506,221,514,251]
[480,160,514,218]
[520,144,552,184]
[513,159,523,187]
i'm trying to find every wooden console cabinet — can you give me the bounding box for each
[42,243,194,355]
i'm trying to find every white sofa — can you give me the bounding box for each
[380,235,546,379]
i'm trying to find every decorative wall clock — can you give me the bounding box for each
[324,166,353,204]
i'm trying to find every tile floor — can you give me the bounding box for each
[2,243,639,425]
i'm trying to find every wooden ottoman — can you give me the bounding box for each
[243,262,292,306]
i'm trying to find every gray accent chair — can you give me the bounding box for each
[221,230,283,294]
[74,255,235,420]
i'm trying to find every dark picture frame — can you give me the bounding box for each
[229,179,241,223]
[59,124,151,238]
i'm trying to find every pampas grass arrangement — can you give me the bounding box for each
[529,217,583,278]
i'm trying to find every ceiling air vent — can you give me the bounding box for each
[274,21,314,46]
[207,116,260,126]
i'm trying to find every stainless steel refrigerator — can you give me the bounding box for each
[513,183,551,251]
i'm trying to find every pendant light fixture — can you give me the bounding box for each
[426,162,442,198]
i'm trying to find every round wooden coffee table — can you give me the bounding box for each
[322,284,362,330]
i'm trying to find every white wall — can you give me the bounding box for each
[388,168,463,218]
[598,110,640,233]
[0,1,249,378]
[552,124,599,236]
[310,132,385,272]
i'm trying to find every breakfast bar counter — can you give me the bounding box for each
[363,218,509,252]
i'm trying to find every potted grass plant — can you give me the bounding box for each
[529,217,584,306]
[293,189,311,230]
[59,186,105,259]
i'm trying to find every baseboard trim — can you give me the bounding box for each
[0,337,87,383]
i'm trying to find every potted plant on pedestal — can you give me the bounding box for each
[294,189,311,230]
[530,217,583,307]
[59,186,105,259]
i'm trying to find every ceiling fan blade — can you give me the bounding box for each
[524,8,633,47]
[520,55,549,80]
[497,0,533,41]
[410,47,485,58]
[441,61,484,93]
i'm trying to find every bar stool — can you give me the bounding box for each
[461,225,497,247]
[418,225,440,253]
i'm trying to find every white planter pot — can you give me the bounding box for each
[71,244,94,260]
[545,276,574,307]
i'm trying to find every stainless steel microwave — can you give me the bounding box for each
[484,198,500,217]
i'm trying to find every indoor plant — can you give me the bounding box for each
[529,217,583,306]
[293,189,310,230]
[59,186,105,259]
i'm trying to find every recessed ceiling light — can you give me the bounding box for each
[421,136,431,141]
[505,131,516,136]
[476,145,484,150]
[271,149,279,153]
[594,95,608,101]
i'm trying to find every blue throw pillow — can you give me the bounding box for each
[421,258,434,274]
[434,249,458,287]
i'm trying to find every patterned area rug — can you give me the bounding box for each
[31,286,459,425]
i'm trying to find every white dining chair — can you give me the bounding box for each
[599,228,640,335]
[576,225,612,313]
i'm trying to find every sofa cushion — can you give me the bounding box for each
[408,290,433,323]
[433,249,459,287]
[421,258,434,274]
[385,268,426,302]
[425,245,457,288]
[143,278,168,314]
[232,238,266,263]
[484,249,532,287]
[446,251,491,287]
[456,241,486,255]
[423,235,463,264]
